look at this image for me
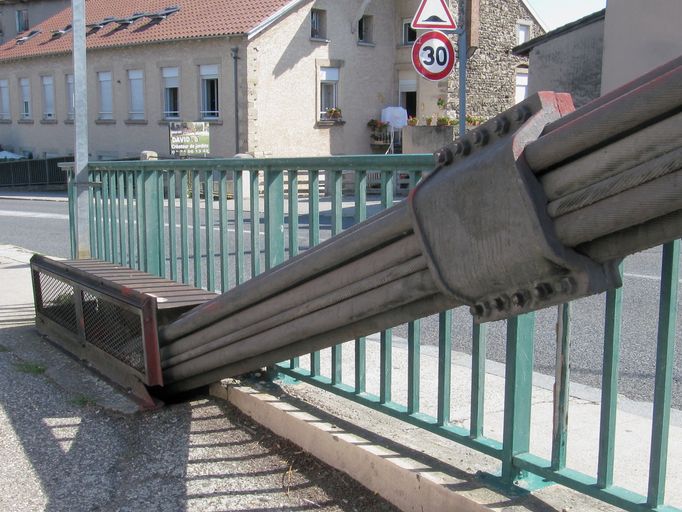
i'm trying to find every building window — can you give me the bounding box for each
[97,71,113,120]
[19,78,31,119]
[311,9,327,40]
[162,66,179,119]
[41,76,55,119]
[0,80,9,120]
[199,64,219,118]
[402,20,417,45]
[16,9,29,33]
[319,66,339,119]
[517,22,531,45]
[66,74,75,120]
[515,67,528,103]
[358,15,373,44]
[128,69,145,120]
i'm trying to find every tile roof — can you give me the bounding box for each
[0,0,296,62]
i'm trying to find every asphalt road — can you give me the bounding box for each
[1,196,680,409]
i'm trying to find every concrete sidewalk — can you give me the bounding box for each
[1,243,680,511]
[0,190,68,202]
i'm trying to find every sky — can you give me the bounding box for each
[525,0,607,30]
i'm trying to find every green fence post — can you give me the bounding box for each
[204,170,215,291]
[501,312,537,488]
[250,170,261,278]
[330,170,343,385]
[647,239,680,508]
[552,303,570,471]
[144,170,161,276]
[192,170,202,287]
[234,170,245,285]
[218,171,230,292]
[265,168,285,270]
[437,310,452,426]
[180,170,190,284]
[471,321,487,438]
[598,263,623,488]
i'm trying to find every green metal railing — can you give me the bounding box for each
[66,156,680,512]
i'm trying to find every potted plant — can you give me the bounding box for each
[436,115,451,126]
[407,116,418,127]
[326,107,343,120]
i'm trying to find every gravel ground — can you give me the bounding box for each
[0,327,399,512]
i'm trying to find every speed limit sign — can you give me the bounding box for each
[411,30,456,81]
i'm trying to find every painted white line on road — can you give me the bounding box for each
[164,223,265,236]
[0,210,68,220]
[624,272,682,284]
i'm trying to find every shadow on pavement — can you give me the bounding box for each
[0,322,399,511]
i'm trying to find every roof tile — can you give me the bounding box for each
[0,0,294,61]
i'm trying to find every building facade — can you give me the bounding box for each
[0,0,544,159]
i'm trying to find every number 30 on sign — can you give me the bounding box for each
[411,30,456,82]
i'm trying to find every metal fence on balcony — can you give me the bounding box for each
[65,155,680,512]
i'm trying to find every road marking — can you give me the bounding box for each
[0,210,68,220]
[624,272,682,284]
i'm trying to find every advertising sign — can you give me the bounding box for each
[169,122,210,157]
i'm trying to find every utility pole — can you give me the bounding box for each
[72,0,90,258]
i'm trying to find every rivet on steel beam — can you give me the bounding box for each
[494,117,510,135]
[533,282,553,300]
[472,129,489,146]
[494,294,510,311]
[513,106,530,123]
[512,291,528,307]
[435,147,454,167]
[557,277,575,294]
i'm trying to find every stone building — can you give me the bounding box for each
[512,10,606,109]
[513,0,682,111]
[0,0,544,159]
[448,0,545,120]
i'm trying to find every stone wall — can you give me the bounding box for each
[447,0,544,121]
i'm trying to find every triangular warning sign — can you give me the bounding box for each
[411,0,457,31]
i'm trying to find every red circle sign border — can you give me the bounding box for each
[411,30,456,82]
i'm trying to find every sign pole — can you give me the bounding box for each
[72,0,90,259]
[458,1,467,138]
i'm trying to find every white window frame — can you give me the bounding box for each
[515,67,529,103]
[517,21,531,45]
[97,71,113,120]
[319,66,339,120]
[41,75,55,119]
[66,74,75,120]
[19,78,31,119]
[128,69,145,120]
[199,64,219,119]
[310,9,327,40]
[358,15,374,44]
[162,66,180,119]
[0,80,10,120]
[16,9,29,33]
[402,19,417,45]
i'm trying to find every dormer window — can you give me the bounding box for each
[16,9,29,33]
